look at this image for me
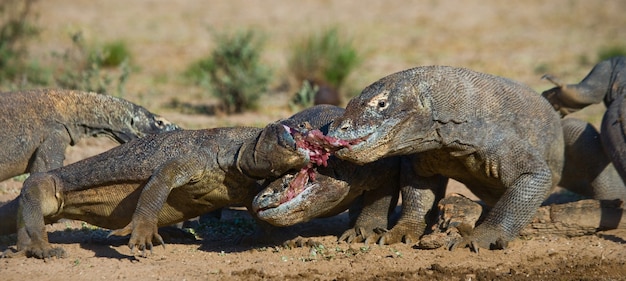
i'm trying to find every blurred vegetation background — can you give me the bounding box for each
[1,0,625,129]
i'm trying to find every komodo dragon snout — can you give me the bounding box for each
[329,78,436,164]
[105,105,180,143]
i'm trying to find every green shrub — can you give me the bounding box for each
[598,44,626,61]
[53,32,131,97]
[289,80,318,111]
[99,40,131,67]
[184,30,271,114]
[288,27,360,96]
[0,0,50,88]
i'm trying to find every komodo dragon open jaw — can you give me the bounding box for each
[253,127,363,222]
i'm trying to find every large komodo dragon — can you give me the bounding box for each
[0,106,356,259]
[0,89,179,182]
[542,56,626,183]
[253,105,403,244]
[251,115,626,246]
[323,65,565,252]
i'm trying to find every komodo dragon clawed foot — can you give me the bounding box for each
[282,236,324,248]
[338,226,380,244]
[109,219,165,257]
[372,221,423,245]
[447,224,508,253]
[2,241,67,259]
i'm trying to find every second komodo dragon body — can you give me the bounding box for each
[0,89,178,181]
[326,65,564,251]
[542,56,626,183]
[0,106,356,259]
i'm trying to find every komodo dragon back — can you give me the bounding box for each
[0,89,178,181]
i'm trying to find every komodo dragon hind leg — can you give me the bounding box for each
[601,95,626,183]
[14,173,66,259]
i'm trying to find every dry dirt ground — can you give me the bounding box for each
[2,0,626,280]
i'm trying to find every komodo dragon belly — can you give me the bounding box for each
[52,178,246,229]
[415,150,505,206]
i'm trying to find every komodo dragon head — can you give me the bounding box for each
[249,119,360,179]
[76,94,180,143]
[252,105,362,223]
[252,128,361,225]
[327,69,437,164]
[253,169,349,226]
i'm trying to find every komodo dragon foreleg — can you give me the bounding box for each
[13,174,67,258]
[29,129,72,173]
[337,181,399,244]
[108,155,208,256]
[374,171,447,245]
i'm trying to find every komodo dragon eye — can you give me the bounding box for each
[368,91,390,111]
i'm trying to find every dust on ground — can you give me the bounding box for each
[2,0,626,280]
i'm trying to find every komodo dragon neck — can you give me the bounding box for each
[45,90,139,144]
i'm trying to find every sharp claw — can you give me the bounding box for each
[378,236,386,246]
[156,234,165,248]
[470,241,480,253]
[129,244,135,254]
[447,240,457,251]
[364,236,373,245]
[346,235,354,244]
[373,227,388,235]
[356,227,365,236]
[404,236,413,245]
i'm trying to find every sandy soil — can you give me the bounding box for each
[2,0,626,280]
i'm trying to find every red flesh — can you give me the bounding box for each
[280,127,364,204]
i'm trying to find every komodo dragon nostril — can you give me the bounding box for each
[340,120,352,131]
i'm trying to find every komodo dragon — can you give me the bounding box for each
[323,65,565,252]
[0,89,179,182]
[250,117,626,246]
[253,105,402,243]
[542,56,626,182]
[559,118,626,200]
[0,106,356,259]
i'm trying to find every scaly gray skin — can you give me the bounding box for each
[253,105,401,244]
[0,89,179,181]
[0,120,310,259]
[251,114,626,247]
[542,56,626,183]
[327,66,564,251]
[559,118,626,200]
